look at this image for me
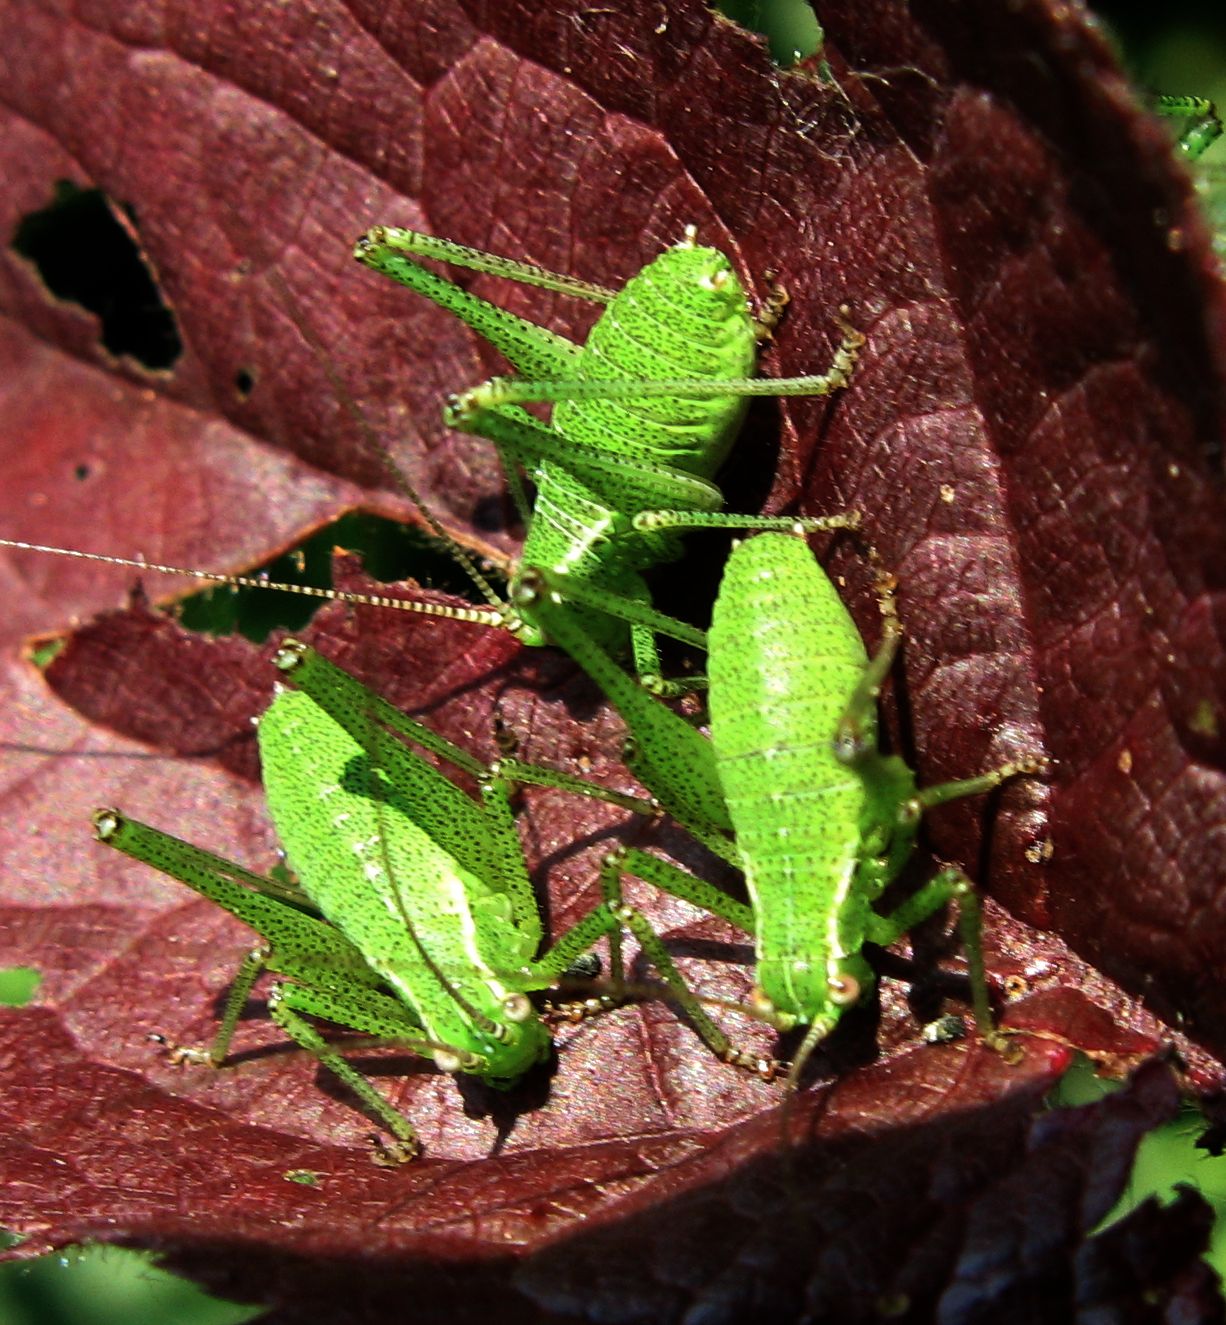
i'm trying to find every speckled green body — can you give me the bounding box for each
[521,521,1031,1072]
[351,226,872,676]
[91,642,640,1155]
[524,243,757,649]
[258,688,551,1084]
[708,534,878,1020]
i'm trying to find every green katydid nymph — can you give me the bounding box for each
[2,225,1036,1108]
[2,226,862,688]
[93,641,662,1163]
[517,523,1049,1086]
[349,224,864,686]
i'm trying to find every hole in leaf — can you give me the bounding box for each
[234,367,256,399]
[1049,1058,1226,1279]
[11,181,182,370]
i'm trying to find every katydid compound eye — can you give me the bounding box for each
[829,975,861,1006]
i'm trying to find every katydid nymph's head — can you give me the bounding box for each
[428,990,553,1089]
[751,950,875,1084]
[658,224,749,305]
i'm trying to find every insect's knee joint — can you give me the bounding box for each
[92,806,123,841]
[833,724,872,765]
[944,875,974,904]
[432,1045,483,1074]
[371,1136,421,1167]
[443,385,490,426]
[271,638,309,674]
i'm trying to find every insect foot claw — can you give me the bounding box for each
[755,277,790,340]
[723,1048,784,1082]
[371,1135,421,1167]
[165,1044,214,1068]
[541,994,619,1027]
[442,392,473,426]
[979,1025,1025,1064]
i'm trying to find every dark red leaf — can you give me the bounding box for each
[1,0,1223,1318]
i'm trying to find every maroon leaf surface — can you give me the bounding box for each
[1,0,1224,1318]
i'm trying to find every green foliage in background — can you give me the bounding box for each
[1053,1061,1226,1279]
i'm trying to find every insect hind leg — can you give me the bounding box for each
[267,981,435,1163]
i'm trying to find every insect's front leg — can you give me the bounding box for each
[866,868,997,1050]
[911,756,1051,814]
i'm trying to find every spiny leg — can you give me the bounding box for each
[267,981,437,1164]
[94,806,451,1163]
[355,226,616,312]
[515,571,737,856]
[168,945,270,1068]
[576,846,779,1079]
[279,637,663,818]
[866,868,997,1048]
[462,305,864,412]
[520,514,863,677]
[443,393,727,522]
[912,756,1050,813]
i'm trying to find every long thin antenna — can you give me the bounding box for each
[0,537,507,628]
[268,270,513,622]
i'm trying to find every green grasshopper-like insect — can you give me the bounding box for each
[92,639,674,1162]
[350,227,1044,1072]
[0,227,877,1158]
[349,224,865,683]
[3,228,1026,1091]
[517,523,1047,1082]
[1151,92,1222,160]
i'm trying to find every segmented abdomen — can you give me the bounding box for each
[522,242,758,602]
[707,533,870,1019]
[258,690,543,1075]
